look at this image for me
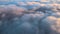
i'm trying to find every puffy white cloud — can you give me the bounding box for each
[0,1,60,34]
[42,16,60,34]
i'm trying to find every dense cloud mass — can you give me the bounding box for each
[0,2,60,34]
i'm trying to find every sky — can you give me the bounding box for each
[0,0,60,4]
[0,0,59,2]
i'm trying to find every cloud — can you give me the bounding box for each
[0,1,60,34]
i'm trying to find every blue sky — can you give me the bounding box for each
[0,0,40,2]
[0,0,60,3]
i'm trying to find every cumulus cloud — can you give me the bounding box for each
[0,2,60,34]
[42,16,60,34]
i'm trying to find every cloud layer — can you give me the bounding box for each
[0,2,60,34]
